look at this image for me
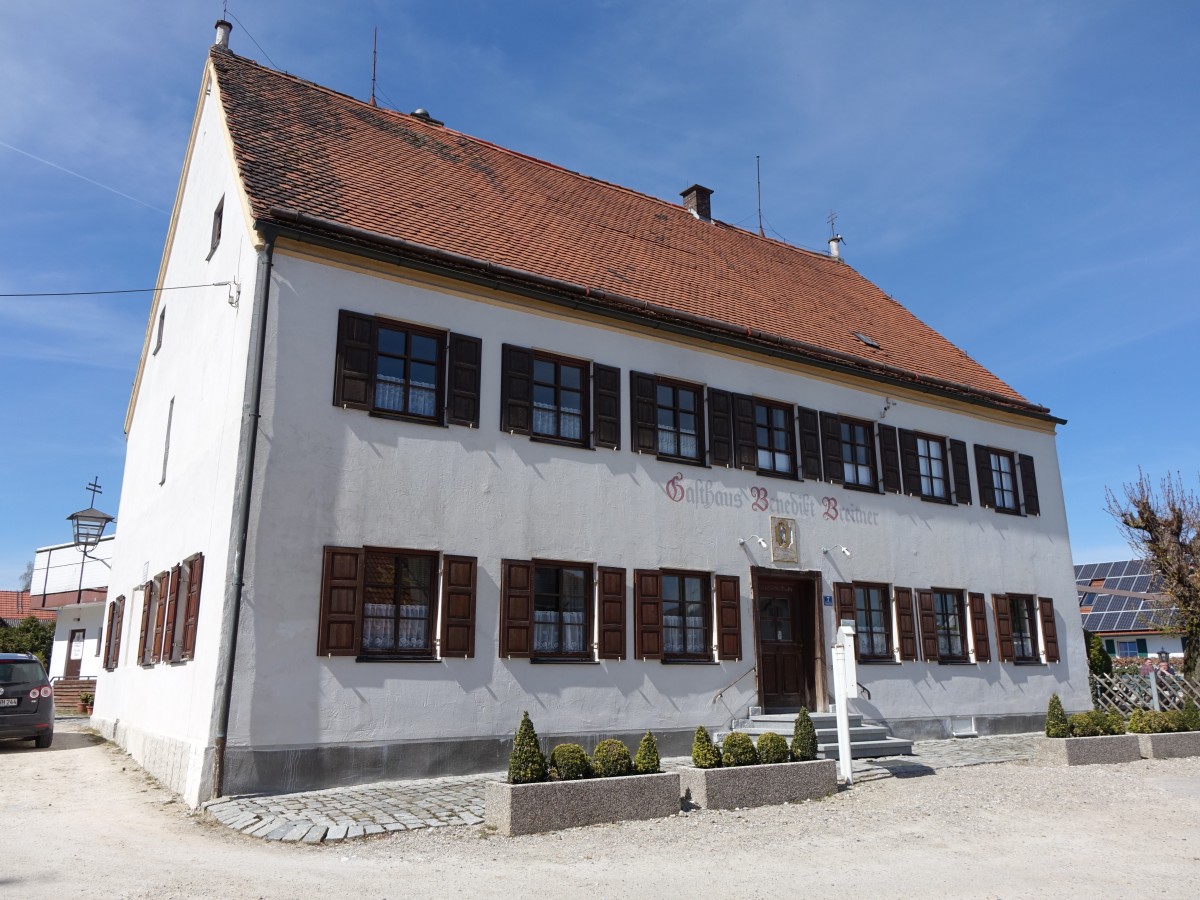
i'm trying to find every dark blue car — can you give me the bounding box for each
[0,653,55,748]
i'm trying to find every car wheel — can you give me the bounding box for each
[34,732,53,749]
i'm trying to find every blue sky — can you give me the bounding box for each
[1,1,1197,587]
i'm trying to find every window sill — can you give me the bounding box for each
[530,435,593,451]
[918,494,953,506]
[661,658,718,665]
[857,658,902,665]
[656,454,706,468]
[842,482,880,494]
[1011,659,1046,666]
[937,659,972,666]
[367,410,446,428]
[355,655,440,663]
[529,657,599,665]
[752,468,799,481]
[992,506,1023,517]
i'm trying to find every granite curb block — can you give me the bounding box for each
[1136,731,1200,759]
[484,773,682,836]
[678,759,837,810]
[1032,734,1142,766]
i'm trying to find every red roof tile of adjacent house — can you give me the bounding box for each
[0,591,56,623]
[210,50,1046,417]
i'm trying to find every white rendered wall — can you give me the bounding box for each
[29,536,113,600]
[92,72,260,806]
[226,246,1091,753]
[50,603,105,680]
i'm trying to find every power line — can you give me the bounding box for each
[0,283,235,299]
[227,12,282,71]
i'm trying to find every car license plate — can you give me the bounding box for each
[0,698,17,707]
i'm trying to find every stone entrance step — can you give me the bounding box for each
[716,710,913,760]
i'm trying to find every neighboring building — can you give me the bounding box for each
[0,591,56,626]
[1076,559,1183,659]
[28,535,114,609]
[94,22,1090,807]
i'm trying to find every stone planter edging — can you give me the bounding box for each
[678,758,837,810]
[1032,734,1142,766]
[484,772,681,836]
[1136,730,1200,759]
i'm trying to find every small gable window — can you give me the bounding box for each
[208,196,224,259]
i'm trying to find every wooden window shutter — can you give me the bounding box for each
[1019,454,1041,516]
[974,445,996,509]
[151,572,168,664]
[833,582,856,659]
[630,372,657,454]
[732,394,757,469]
[969,593,990,662]
[500,560,533,658]
[898,429,921,496]
[161,564,182,663]
[716,575,742,661]
[317,548,361,656]
[499,344,533,434]
[137,582,153,666]
[181,554,205,660]
[796,406,823,481]
[1038,597,1060,662]
[633,570,664,660]
[993,594,1015,663]
[896,587,919,661]
[598,566,627,660]
[440,555,477,658]
[707,388,734,467]
[915,590,938,661]
[820,413,843,485]
[949,439,972,506]
[1135,638,1147,656]
[592,363,621,450]
[113,596,125,669]
[447,333,482,427]
[334,310,373,410]
[103,599,120,671]
[878,424,902,494]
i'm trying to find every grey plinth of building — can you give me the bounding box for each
[483,772,681,836]
[1136,731,1200,760]
[1031,734,1143,766]
[678,759,837,810]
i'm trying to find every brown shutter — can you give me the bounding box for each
[334,310,373,410]
[949,439,972,506]
[137,582,152,666]
[103,599,119,671]
[161,564,182,663]
[317,548,361,656]
[969,593,990,662]
[898,429,921,496]
[993,594,1014,663]
[440,555,477,658]
[707,388,734,466]
[834,582,857,660]
[1039,597,1060,662]
[112,596,125,669]
[916,590,938,661]
[1019,454,1041,516]
[797,406,823,481]
[878,424,902,494]
[447,333,482,427]
[151,573,168,664]
[592,363,621,450]
[630,372,657,453]
[716,575,742,661]
[633,570,663,660]
[181,554,205,660]
[500,344,533,434]
[598,566,626,660]
[500,559,533,658]
[895,587,918,661]
[732,394,757,469]
[820,412,843,484]
[974,445,996,509]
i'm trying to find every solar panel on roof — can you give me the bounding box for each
[1115,561,1136,578]
[1090,596,1111,613]
[1080,612,1102,630]
[1101,612,1123,631]
[1132,575,1151,593]
[1114,611,1140,632]
[1095,562,1114,579]
[1077,563,1096,581]
[1128,560,1148,576]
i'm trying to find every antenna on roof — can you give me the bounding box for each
[756,156,765,238]
[827,209,844,261]
[370,27,378,106]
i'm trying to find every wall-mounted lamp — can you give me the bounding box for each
[822,545,852,558]
[739,535,768,549]
[880,398,897,419]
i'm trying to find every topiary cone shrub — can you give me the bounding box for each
[549,743,592,780]
[756,731,790,764]
[720,731,758,767]
[1044,693,1069,738]
[633,730,661,774]
[592,739,632,777]
[507,711,548,784]
[791,709,818,761]
[692,726,722,769]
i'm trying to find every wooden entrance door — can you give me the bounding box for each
[66,629,86,678]
[756,576,818,710]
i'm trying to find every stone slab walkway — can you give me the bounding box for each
[202,732,1040,843]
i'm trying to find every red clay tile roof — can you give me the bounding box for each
[211,51,1045,416]
[0,591,56,623]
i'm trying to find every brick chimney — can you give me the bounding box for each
[681,185,713,222]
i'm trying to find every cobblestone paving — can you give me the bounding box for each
[202,733,1040,843]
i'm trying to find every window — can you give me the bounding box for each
[840,418,877,489]
[153,309,165,355]
[854,583,893,660]
[993,593,1058,664]
[160,397,174,485]
[753,400,795,476]
[134,553,204,666]
[334,311,481,428]
[974,445,1040,516]
[208,196,224,258]
[533,563,592,658]
[661,572,710,659]
[1009,594,1039,662]
[933,590,967,661]
[634,570,742,662]
[1116,640,1142,658]
[987,449,1018,512]
[319,547,477,660]
[631,374,704,463]
[500,345,619,450]
[917,437,948,500]
[532,356,587,443]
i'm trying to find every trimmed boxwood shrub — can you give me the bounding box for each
[1182,698,1200,732]
[756,731,790,764]
[692,726,722,769]
[593,739,632,777]
[1044,693,1069,738]
[508,711,548,784]
[549,743,592,780]
[1067,710,1125,737]
[721,731,758,767]
[1129,709,1186,734]
[633,731,661,774]
[791,709,818,761]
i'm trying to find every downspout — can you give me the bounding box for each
[210,240,274,799]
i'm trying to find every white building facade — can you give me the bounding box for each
[94,27,1092,807]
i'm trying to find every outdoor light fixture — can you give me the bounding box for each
[1158,648,1170,663]
[739,535,768,549]
[822,545,852,558]
[68,477,115,556]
